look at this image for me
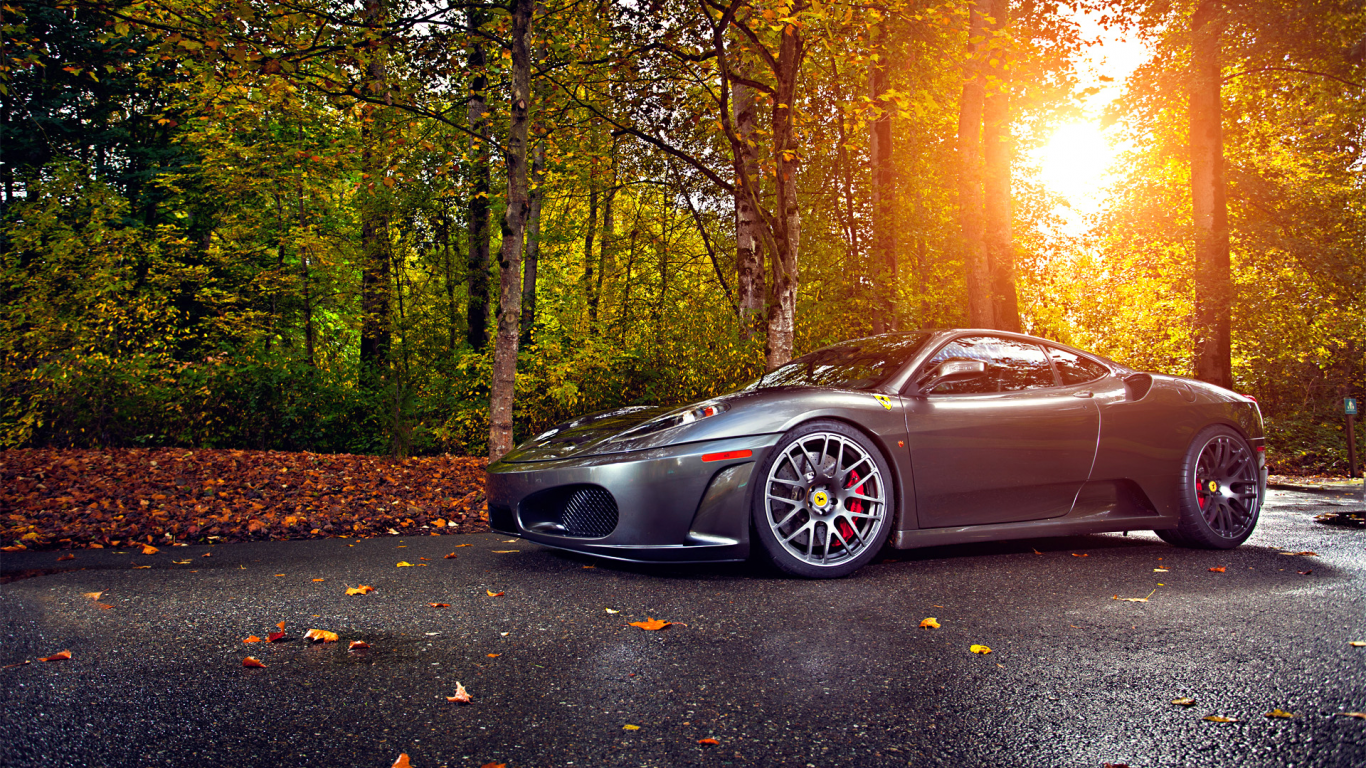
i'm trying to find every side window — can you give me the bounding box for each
[1048,347,1109,385]
[919,336,1056,395]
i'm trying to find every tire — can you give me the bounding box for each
[751,420,894,578]
[1155,425,1261,549]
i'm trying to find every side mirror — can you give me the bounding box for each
[918,359,987,393]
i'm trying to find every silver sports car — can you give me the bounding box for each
[486,330,1266,578]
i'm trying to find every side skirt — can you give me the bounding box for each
[890,514,1179,550]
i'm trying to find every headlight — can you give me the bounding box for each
[614,401,728,440]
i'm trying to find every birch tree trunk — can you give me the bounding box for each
[765,22,804,369]
[488,0,533,460]
[1190,0,1233,388]
[521,139,544,345]
[733,76,765,336]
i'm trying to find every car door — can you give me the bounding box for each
[904,335,1101,528]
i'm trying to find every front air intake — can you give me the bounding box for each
[520,484,619,538]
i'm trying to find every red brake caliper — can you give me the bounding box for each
[838,469,863,545]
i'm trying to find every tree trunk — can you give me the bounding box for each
[1190,0,1232,388]
[957,0,993,329]
[597,146,618,324]
[357,2,391,384]
[765,23,804,369]
[465,8,491,351]
[983,0,1019,332]
[488,0,533,460]
[733,76,765,337]
[583,171,599,322]
[521,139,544,346]
[868,18,896,334]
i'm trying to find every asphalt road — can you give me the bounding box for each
[2,488,1364,768]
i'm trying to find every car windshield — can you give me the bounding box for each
[749,333,932,391]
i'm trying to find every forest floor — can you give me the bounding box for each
[0,448,489,552]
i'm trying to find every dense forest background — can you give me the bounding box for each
[1,0,1362,472]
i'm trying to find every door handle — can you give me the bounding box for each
[1072,391,1094,398]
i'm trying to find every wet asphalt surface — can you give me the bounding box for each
[2,488,1364,768]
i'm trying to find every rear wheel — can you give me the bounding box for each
[752,420,893,578]
[1155,425,1261,549]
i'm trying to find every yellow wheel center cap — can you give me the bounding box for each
[811,490,830,508]
[1207,480,1219,493]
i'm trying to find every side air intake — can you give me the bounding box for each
[520,485,619,538]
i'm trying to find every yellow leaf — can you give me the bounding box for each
[346,584,376,595]
[1203,715,1237,722]
[1265,709,1295,718]
[397,561,414,567]
[1349,641,1365,647]
[1171,698,1197,706]
[605,608,619,614]
[630,618,671,631]
[486,589,504,597]
[304,628,339,643]
[83,592,103,600]
[1336,712,1366,719]
[969,644,992,654]
[173,559,191,565]
[919,617,940,629]
[623,724,641,730]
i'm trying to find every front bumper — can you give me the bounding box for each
[485,434,780,563]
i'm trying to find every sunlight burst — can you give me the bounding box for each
[1035,121,1118,209]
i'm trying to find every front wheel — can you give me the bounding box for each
[751,420,894,578]
[1155,425,1261,549]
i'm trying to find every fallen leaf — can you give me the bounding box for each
[1171,698,1197,707]
[1350,641,1366,647]
[605,608,620,614]
[346,584,376,595]
[38,650,71,662]
[1116,589,1158,603]
[1203,715,1237,723]
[243,635,262,644]
[486,590,504,597]
[491,550,519,554]
[349,640,370,650]
[1,660,32,669]
[1265,709,1295,718]
[919,617,940,629]
[453,543,472,548]
[1280,551,1317,556]
[201,552,212,558]
[630,618,672,631]
[312,578,325,582]
[141,545,159,555]
[480,764,505,768]
[242,657,265,668]
[969,644,992,654]
[0,545,25,552]
[96,603,112,610]
[303,629,339,643]
[1337,712,1366,719]
[1154,568,1169,573]
[446,681,471,703]
[1071,553,1089,557]
[419,557,429,561]
[583,565,595,569]
[267,622,286,642]
[172,559,191,565]
[56,553,75,562]
[397,561,414,567]
[443,553,459,559]
[487,653,501,658]
[392,753,411,768]
[1032,548,1042,555]
[83,592,103,600]
[698,737,720,745]
[131,564,151,569]
[1298,570,1313,575]
[623,724,641,731]
[429,603,451,608]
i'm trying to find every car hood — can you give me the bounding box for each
[498,404,676,463]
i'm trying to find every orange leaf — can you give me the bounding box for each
[141,545,159,555]
[630,618,672,631]
[243,635,262,644]
[242,657,266,668]
[57,554,75,562]
[349,640,370,650]
[446,681,471,703]
[277,621,286,630]
[38,650,71,662]
[303,629,339,643]
[434,518,447,528]
[480,764,505,768]
[132,564,151,569]
[443,553,458,559]
[83,592,103,600]
[1071,553,1089,558]
[346,584,376,596]
[392,753,411,768]
[0,545,25,552]
[698,737,720,745]
[487,653,501,658]
[1209,567,1226,573]
[486,590,504,597]
[201,552,212,558]
[919,617,940,629]
[429,603,451,608]
[312,578,325,582]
